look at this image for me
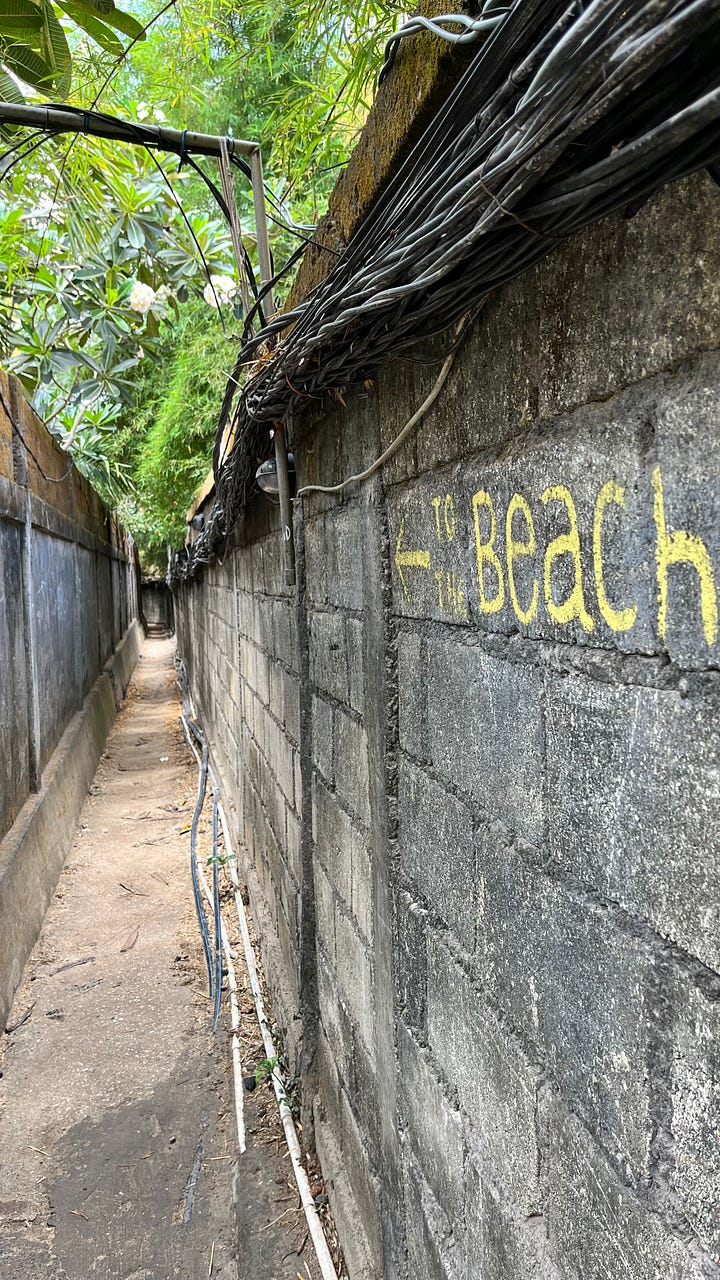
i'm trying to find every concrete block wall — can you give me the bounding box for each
[0,370,141,1028]
[0,371,139,839]
[176,499,307,1056]
[174,171,720,1279]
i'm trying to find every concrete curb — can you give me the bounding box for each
[105,617,142,709]
[0,619,142,1030]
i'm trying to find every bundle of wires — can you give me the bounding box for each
[171,0,720,580]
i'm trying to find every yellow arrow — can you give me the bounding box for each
[395,517,431,603]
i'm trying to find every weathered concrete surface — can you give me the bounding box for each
[0,640,329,1280]
[141,578,175,633]
[0,371,140,843]
[0,372,141,1033]
[175,172,720,1278]
[0,620,141,1033]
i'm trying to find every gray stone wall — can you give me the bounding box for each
[174,172,720,1280]
[0,371,139,838]
[176,499,308,1059]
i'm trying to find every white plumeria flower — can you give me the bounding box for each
[203,274,238,309]
[129,281,156,314]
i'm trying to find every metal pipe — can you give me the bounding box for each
[249,148,296,585]
[249,146,274,308]
[0,101,258,157]
[217,802,339,1280]
[273,424,296,588]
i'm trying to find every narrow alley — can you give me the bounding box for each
[0,639,326,1280]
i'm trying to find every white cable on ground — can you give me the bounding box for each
[180,713,246,1155]
[196,858,247,1156]
[179,698,339,1280]
[216,802,340,1280]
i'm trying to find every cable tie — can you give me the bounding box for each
[179,128,188,167]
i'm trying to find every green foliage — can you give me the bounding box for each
[254,1055,279,1086]
[113,299,229,565]
[0,0,144,99]
[1,134,236,509]
[0,0,403,561]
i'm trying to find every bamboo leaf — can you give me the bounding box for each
[100,4,144,40]
[55,0,122,54]
[61,0,113,15]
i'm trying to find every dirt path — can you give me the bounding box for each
[0,637,327,1280]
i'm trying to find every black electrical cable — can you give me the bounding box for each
[211,781,223,1032]
[181,715,215,1003]
[171,0,720,581]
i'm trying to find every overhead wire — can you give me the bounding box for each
[173,0,720,580]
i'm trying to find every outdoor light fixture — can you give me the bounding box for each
[255,452,295,496]
[254,427,296,588]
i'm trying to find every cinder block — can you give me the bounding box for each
[427,934,541,1214]
[463,1152,561,1280]
[317,949,353,1082]
[334,708,370,829]
[547,673,720,971]
[254,647,270,706]
[426,640,544,843]
[304,516,330,606]
[650,352,720,669]
[395,894,428,1035]
[312,776,352,906]
[398,630,426,760]
[309,608,349,703]
[273,722,295,807]
[544,1093,708,1280]
[536,174,720,421]
[398,758,475,951]
[668,977,720,1258]
[397,1022,465,1219]
[312,695,333,783]
[259,757,285,848]
[335,906,374,1051]
[331,506,366,612]
[351,830,373,943]
[345,617,365,713]
[285,808,301,884]
[272,597,296,667]
[314,1044,385,1279]
[481,831,654,1183]
[313,859,335,960]
[346,1028,382,1169]
[293,749,302,815]
[283,670,301,744]
[268,659,284,720]
[403,1155,463,1280]
[305,506,366,611]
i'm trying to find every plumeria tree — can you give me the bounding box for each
[0,0,404,553]
[1,131,240,495]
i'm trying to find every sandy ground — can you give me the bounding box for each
[0,637,330,1280]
